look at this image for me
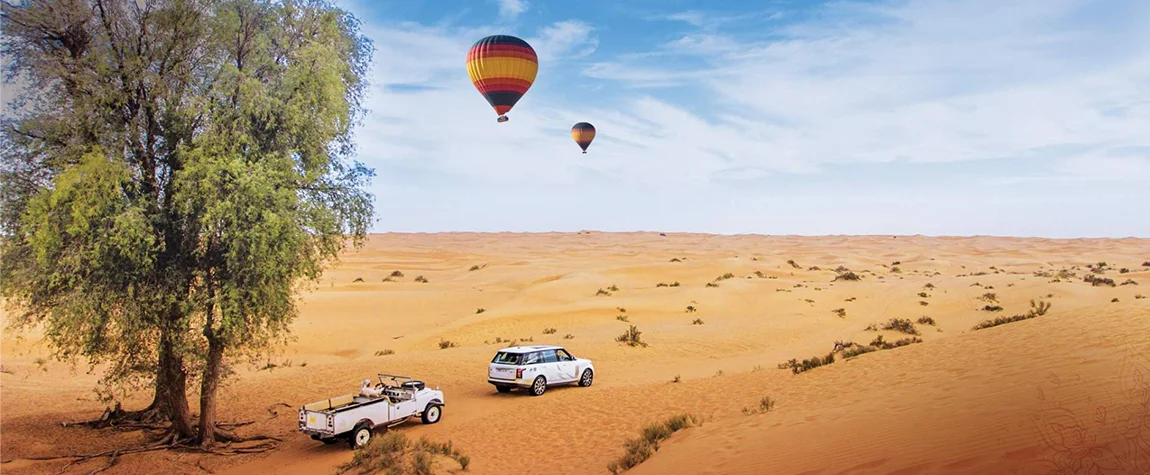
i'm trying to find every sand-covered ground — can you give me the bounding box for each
[2,233,1148,475]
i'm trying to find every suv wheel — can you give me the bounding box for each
[578,368,594,387]
[530,376,547,396]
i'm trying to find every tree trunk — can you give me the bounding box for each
[159,331,196,439]
[198,331,224,448]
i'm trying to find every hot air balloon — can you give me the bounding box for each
[571,122,596,153]
[466,35,538,123]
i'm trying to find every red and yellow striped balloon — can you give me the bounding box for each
[466,35,538,123]
[571,122,596,153]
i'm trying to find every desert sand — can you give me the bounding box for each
[2,233,1148,475]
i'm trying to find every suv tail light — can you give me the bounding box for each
[515,368,524,379]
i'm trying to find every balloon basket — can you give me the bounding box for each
[497,115,509,123]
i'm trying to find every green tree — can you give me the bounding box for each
[0,0,373,447]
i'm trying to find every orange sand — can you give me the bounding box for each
[2,233,1148,475]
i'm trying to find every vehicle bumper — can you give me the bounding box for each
[488,378,531,388]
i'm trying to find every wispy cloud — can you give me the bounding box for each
[497,0,528,21]
[342,0,1149,236]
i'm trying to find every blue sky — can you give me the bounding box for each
[338,0,1150,237]
[5,0,1148,237]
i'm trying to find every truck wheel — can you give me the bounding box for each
[578,368,594,387]
[421,404,442,424]
[495,385,511,393]
[530,376,547,396]
[348,423,373,450]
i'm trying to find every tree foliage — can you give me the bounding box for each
[0,0,374,445]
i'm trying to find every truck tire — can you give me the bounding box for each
[530,376,547,396]
[578,368,594,387]
[421,404,442,424]
[348,423,373,450]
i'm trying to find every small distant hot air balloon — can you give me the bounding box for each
[571,122,596,153]
[466,35,538,123]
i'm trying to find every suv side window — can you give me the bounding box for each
[555,349,573,361]
[541,349,558,363]
[523,352,542,365]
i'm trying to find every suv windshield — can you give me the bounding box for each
[491,352,523,365]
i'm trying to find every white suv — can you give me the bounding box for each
[487,345,595,396]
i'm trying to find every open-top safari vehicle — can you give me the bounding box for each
[298,373,444,449]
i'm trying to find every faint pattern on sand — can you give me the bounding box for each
[1025,341,1150,475]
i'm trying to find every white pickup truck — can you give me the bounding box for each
[298,374,445,449]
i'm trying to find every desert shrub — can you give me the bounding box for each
[338,432,409,475]
[834,265,850,272]
[716,273,735,281]
[353,277,364,283]
[834,271,861,281]
[616,325,648,347]
[972,300,1051,330]
[685,305,696,313]
[1120,279,1138,286]
[843,345,877,358]
[672,374,681,383]
[597,288,612,296]
[787,259,801,269]
[832,308,847,318]
[924,283,935,289]
[978,293,998,303]
[607,414,699,474]
[881,318,919,335]
[542,327,557,334]
[891,266,902,273]
[782,352,836,374]
[844,297,857,302]
[1135,294,1146,299]
[617,307,627,313]
[656,282,668,287]
[919,300,929,306]
[1084,275,1116,287]
[691,318,704,325]
[608,285,620,292]
[564,334,575,339]
[804,298,815,304]
[1120,268,1130,274]
[476,308,485,314]
[669,281,680,287]
[616,315,629,322]
[374,349,395,356]
[1143,261,1150,267]
[807,266,821,271]
[918,292,929,298]
[414,275,428,283]
[390,270,404,278]
[754,271,766,278]
[982,305,1004,312]
[438,339,457,349]
[917,316,936,326]
[1112,298,1120,303]
[706,282,719,288]
[670,258,682,263]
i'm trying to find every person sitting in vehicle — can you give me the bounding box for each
[360,378,384,397]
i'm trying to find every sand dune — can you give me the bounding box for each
[2,233,1148,475]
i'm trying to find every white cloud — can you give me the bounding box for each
[529,20,598,61]
[345,0,1150,235]
[497,0,528,21]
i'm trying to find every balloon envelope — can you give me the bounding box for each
[571,122,596,153]
[466,35,538,122]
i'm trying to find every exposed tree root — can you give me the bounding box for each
[62,402,168,431]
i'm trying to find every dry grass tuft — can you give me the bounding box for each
[607,414,700,474]
[616,325,648,347]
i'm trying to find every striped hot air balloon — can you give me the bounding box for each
[571,122,596,153]
[466,35,538,123]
